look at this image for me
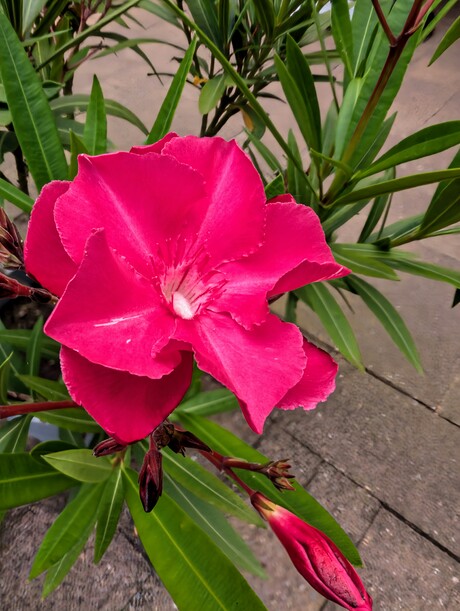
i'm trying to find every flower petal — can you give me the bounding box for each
[54,151,208,275]
[130,132,178,155]
[277,339,338,410]
[61,347,193,443]
[215,201,349,327]
[175,311,306,433]
[46,229,178,378]
[162,136,266,263]
[24,181,77,296]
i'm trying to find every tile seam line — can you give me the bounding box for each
[282,427,460,564]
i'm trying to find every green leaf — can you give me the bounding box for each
[419,177,460,235]
[68,130,89,180]
[37,408,102,433]
[43,449,112,483]
[286,129,311,205]
[334,77,363,159]
[429,14,460,64]
[123,467,267,610]
[16,375,70,401]
[333,168,460,207]
[22,0,47,35]
[30,482,102,578]
[177,414,362,566]
[94,467,124,563]
[0,177,33,213]
[161,447,262,525]
[50,95,148,135]
[274,36,321,151]
[331,243,398,280]
[296,283,363,369]
[0,351,12,403]
[331,0,354,79]
[146,36,197,143]
[356,122,460,179]
[245,130,283,174]
[164,474,266,577]
[346,276,422,372]
[0,329,59,358]
[30,440,77,457]
[83,75,107,155]
[0,452,76,510]
[178,388,239,417]
[384,254,460,289]
[252,0,275,38]
[186,0,223,50]
[0,415,32,452]
[358,191,391,242]
[0,12,67,190]
[264,174,285,200]
[199,74,227,115]
[26,316,43,380]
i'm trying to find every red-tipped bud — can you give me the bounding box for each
[251,492,373,611]
[0,208,24,269]
[138,447,163,512]
[93,437,127,457]
[0,273,54,302]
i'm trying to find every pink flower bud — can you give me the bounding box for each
[251,492,372,611]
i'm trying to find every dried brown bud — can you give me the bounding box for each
[0,208,24,269]
[0,273,54,303]
[93,437,126,457]
[167,428,211,455]
[138,446,163,512]
[260,459,295,491]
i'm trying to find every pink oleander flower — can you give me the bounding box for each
[251,492,373,610]
[24,134,348,443]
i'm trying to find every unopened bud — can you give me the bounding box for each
[260,459,295,491]
[167,429,211,455]
[138,446,163,512]
[0,208,24,269]
[93,437,126,457]
[0,273,54,302]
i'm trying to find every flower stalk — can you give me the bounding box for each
[0,400,77,419]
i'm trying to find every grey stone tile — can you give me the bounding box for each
[279,362,460,556]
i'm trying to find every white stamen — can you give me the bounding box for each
[172,291,195,320]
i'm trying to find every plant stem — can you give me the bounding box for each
[200,449,255,496]
[0,400,77,419]
[371,0,396,45]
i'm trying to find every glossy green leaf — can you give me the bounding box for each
[178,388,239,417]
[177,414,362,566]
[334,77,363,159]
[43,449,112,483]
[94,467,125,563]
[333,168,460,207]
[30,483,102,578]
[0,415,32,452]
[274,36,321,151]
[17,375,70,401]
[164,474,266,577]
[50,95,148,135]
[264,174,285,200]
[347,276,422,372]
[37,408,102,433]
[83,75,107,155]
[162,447,262,525]
[199,74,226,115]
[252,0,275,38]
[429,14,460,64]
[30,440,76,457]
[0,177,33,213]
[26,316,43,380]
[186,0,223,49]
[356,122,460,179]
[331,244,398,280]
[286,129,311,206]
[0,12,67,190]
[358,192,391,242]
[0,329,59,359]
[22,0,47,35]
[321,202,368,236]
[68,130,89,180]
[296,283,363,369]
[0,452,76,510]
[331,0,354,78]
[419,177,460,235]
[245,130,283,174]
[0,351,12,403]
[421,0,458,41]
[123,468,267,610]
[384,255,460,289]
[146,36,197,143]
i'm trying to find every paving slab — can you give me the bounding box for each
[276,359,460,557]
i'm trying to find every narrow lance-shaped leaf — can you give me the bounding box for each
[0,415,32,453]
[331,0,354,79]
[83,75,107,155]
[0,12,67,190]
[69,130,89,180]
[198,74,227,115]
[43,449,112,483]
[429,14,460,64]
[164,474,266,577]
[94,467,125,563]
[26,316,44,380]
[16,375,70,401]
[355,122,460,179]
[0,453,77,510]
[37,408,102,433]
[0,177,33,213]
[177,388,239,417]
[29,482,103,578]
[123,467,268,610]
[346,276,423,372]
[331,244,398,280]
[296,283,364,370]
[146,36,197,144]
[419,177,460,236]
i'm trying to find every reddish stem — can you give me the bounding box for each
[200,450,255,496]
[0,400,77,419]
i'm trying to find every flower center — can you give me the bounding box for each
[152,240,226,320]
